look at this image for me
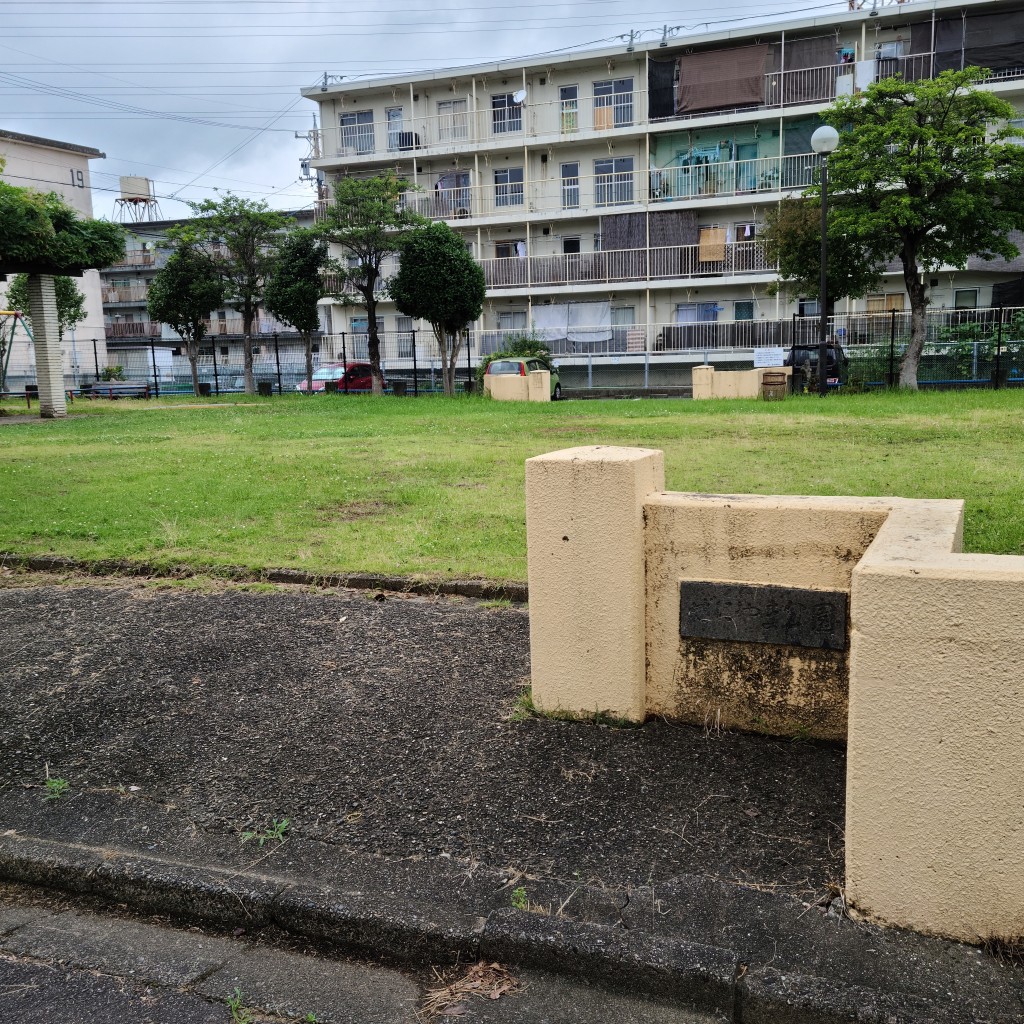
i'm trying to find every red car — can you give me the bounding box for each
[296,362,381,393]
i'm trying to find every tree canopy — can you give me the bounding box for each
[815,68,1024,387]
[168,194,289,394]
[390,221,485,395]
[264,228,329,393]
[0,180,124,274]
[6,273,87,341]
[318,172,426,394]
[759,196,883,315]
[147,245,225,397]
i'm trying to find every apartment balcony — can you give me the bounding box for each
[105,321,162,339]
[480,241,773,291]
[201,317,297,337]
[309,53,1021,165]
[107,249,156,270]
[102,284,149,303]
[315,153,823,226]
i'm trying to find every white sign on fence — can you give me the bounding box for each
[753,347,786,368]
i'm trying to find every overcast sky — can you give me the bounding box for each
[2,0,854,221]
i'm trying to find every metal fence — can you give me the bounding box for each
[6,307,1024,399]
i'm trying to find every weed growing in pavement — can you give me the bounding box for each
[42,764,70,802]
[983,934,1024,967]
[480,598,514,610]
[227,988,255,1024]
[509,687,640,728]
[510,887,529,911]
[240,818,289,847]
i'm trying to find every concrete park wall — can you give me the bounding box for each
[485,370,550,402]
[525,445,1024,943]
[691,365,791,399]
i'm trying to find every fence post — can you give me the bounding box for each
[341,332,348,393]
[411,329,419,397]
[888,309,897,389]
[790,313,798,394]
[273,331,282,395]
[150,340,159,398]
[466,329,472,393]
[995,307,1004,390]
[644,350,649,388]
[587,354,593,389]
[212,341,220,396]
[92,338,100,382]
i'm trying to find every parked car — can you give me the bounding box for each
[784,344,849,389]
[485,357,562,399]
[296,362,381,393]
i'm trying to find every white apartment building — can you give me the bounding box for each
[0,129,109,385]
[302,0,1024,372]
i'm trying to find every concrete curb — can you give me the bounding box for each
[0,552,529,604]
[0,832,942,1024]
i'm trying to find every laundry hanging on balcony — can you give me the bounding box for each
[531,301,612,350]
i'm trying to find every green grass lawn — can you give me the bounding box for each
[1,390,1022,581]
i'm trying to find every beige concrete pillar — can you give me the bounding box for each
[527,369,550,402]
[525,446,664,721]
[847,502,1024,941]
[27,274,67,419]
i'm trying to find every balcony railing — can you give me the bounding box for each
[310,55,1024,161]
[105,321,162,339]
[107,249,155,269]
[480,241,773,290]
[102,284,149,303]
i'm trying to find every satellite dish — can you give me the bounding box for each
[512,88,527,104]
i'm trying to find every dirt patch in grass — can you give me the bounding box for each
[315,499,397,523]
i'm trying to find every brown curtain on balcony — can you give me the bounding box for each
[600,210,698,251]
[909,21,933,55]
[676,44,769,114]
[648,58,677,120]
[649,209,698,247]
[599,212,646,251]
[781,35,836,104]
[935,12,1024,74]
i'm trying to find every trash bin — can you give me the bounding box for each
[761,371,788,401]
[257,381,273,397]
[463,379,476,394]
[392,380,408,397]
[198,382,212,397]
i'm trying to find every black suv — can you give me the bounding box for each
[784,344,850,388]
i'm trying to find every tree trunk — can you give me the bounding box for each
[242,304,255,395]
[437,325,458,396]
[188,351,201,398]
[898,259,927,390]
[303,330,314,396]
[365,288,384,395]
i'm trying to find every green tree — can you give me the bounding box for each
[759,196,883,316]
[318,172,426,395]
[390,222,485,396]
[0,179,124,274]
[168,195,289,395]
[263,229,329,395]
[815,68,1024,388]
[6,273,87,341]
[146,246,225,397]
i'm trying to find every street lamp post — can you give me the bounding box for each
[811,125,840,398]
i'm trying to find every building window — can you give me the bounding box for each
[735,300,755,321]
[386,106,404,151]
[611,305,635,348]
[593,233,602,252]
[866,293,905,313]
[340,111,375,155]
[560,161,580,209]
[492,93,523,134]
[495,240,525,259]
[437,98,468,141]
[954,288,979,309]
[494,167,524,207]
[396,314,415,357]
[594,77,634,129]
[735,222,757,241]
[594,157,634,206]
[498,310,528,331]
[676,302,719,323]
[562,237,581,255]
[798,298,821,317]
[560,85,579,132]
[219,345,229,357]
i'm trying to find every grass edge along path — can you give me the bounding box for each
[1,389,1022,582]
